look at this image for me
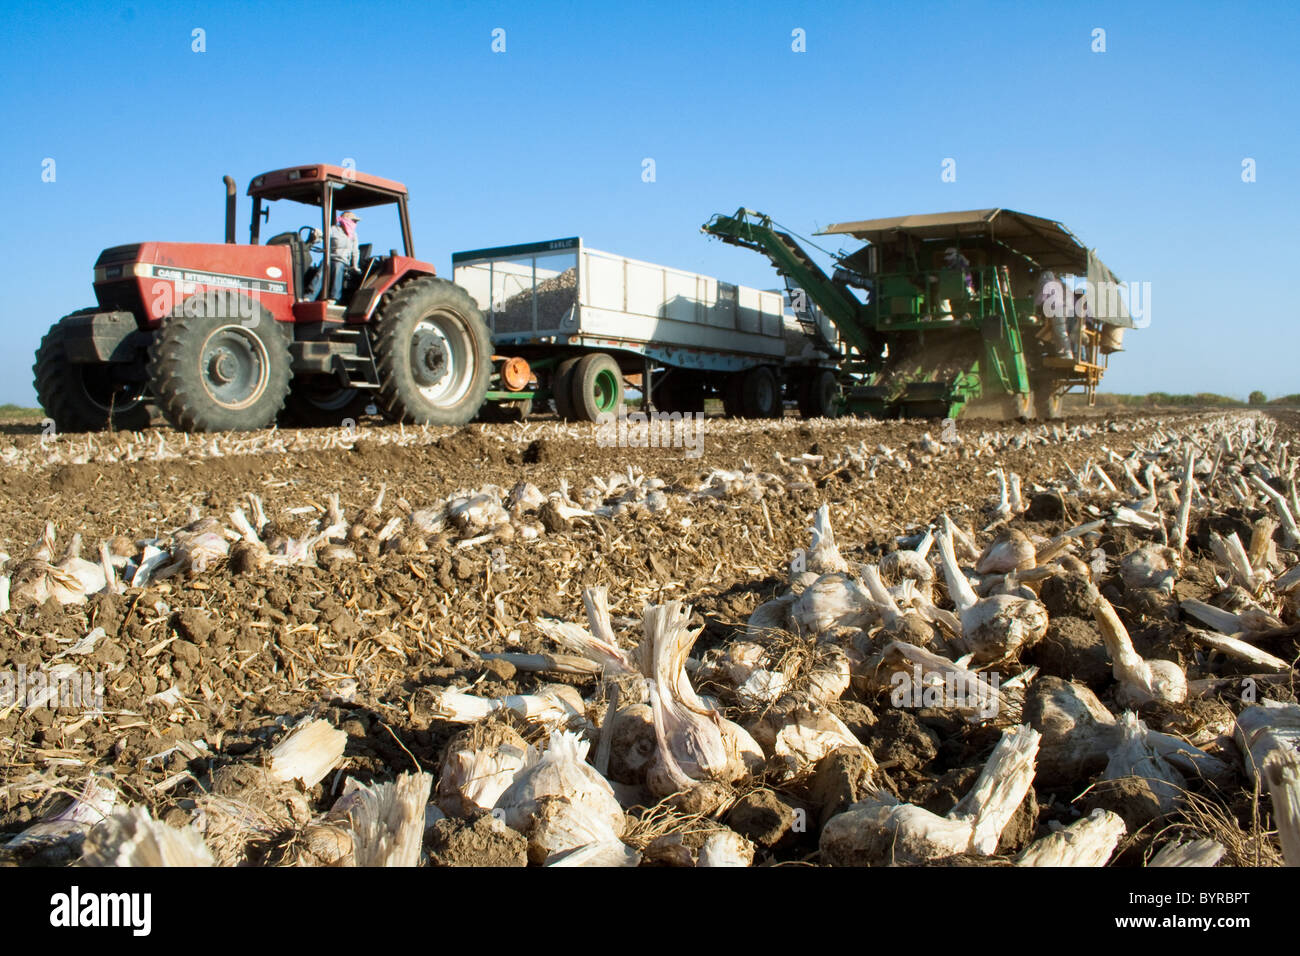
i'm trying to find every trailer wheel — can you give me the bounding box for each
[280,379,373,428]
[551,356,581,420]
[33,316,150,433]
[653,371,706,414]
[570,353,623,422]
[371,278,492,426]
[798,369,840,419]
[740,366,780,419]
[148,293,292,432]
[722,373,745,418]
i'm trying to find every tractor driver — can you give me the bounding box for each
[305,210,362,303]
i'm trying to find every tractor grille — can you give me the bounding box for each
[94,280,148,324]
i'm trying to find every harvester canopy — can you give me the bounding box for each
[822,207,1133,329]
[821,208,1090,271]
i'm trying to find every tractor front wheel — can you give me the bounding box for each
[33,315,150,433]
[370,278,492,426]
[148,294,292,432]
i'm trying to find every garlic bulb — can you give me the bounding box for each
[437,724,536,816]
[937,518,1046,664]
[640,602,764,795]
[975,529,1036,575]
[1119,544,1179,593]
[494,730,626,863]
[820,724,1040,865]
[748,696,871,780]
[807,504,850,575]
[1088,585,1186,706]
[791,573,877,637]
[697,829,755,867]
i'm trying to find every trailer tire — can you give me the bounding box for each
[798,369,839,419]
[740,366,780,419]
[654,371,706,414]
[33,315,151,433]
[722,373,745,418]
[148,293,292,432]
[370,278,491,426]
[551,356,581,420]
[570,352,623,422]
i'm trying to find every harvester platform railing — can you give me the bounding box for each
[1043,326,1107,404]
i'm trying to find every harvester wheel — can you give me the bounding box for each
[570,352,623,422]
[551,356,581,420]
[370,278,492,426]
[280,379,373,428]
[33,316,150,433]
[1035,384,1064,420]
[147,293,292,432]
[740,366,780,419]
[798,369,840,419]
[1015,391,1035,422]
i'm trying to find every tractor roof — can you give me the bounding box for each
[247,164,408,208]
[821,208,1090,272]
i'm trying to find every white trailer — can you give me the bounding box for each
[453,237,839,421]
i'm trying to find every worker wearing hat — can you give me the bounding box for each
[327,210,362,302]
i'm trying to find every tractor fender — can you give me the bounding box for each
[345,256,442,323]
[59,310,151,364]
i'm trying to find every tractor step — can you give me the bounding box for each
[291,325,379,387]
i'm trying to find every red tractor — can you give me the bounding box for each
[34,164,493,432]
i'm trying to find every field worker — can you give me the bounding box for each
[943,247,976,298]
[1035,271,1074,360]
[328,210,362,301]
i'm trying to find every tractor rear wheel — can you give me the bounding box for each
[569,353,623,422]
[740,366,780,419]
[551,356,581,420]
[148,293,292,432]
[798,369,840,419]
[370,278,491,425]
[33,316,150,433]
[280,378,373,428]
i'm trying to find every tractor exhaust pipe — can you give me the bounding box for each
[223,175,237,244]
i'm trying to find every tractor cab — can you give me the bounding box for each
[242,165,417,313]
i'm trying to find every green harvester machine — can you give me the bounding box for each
[702,207,1129,420]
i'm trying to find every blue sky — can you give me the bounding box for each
[2,0,1296,405]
